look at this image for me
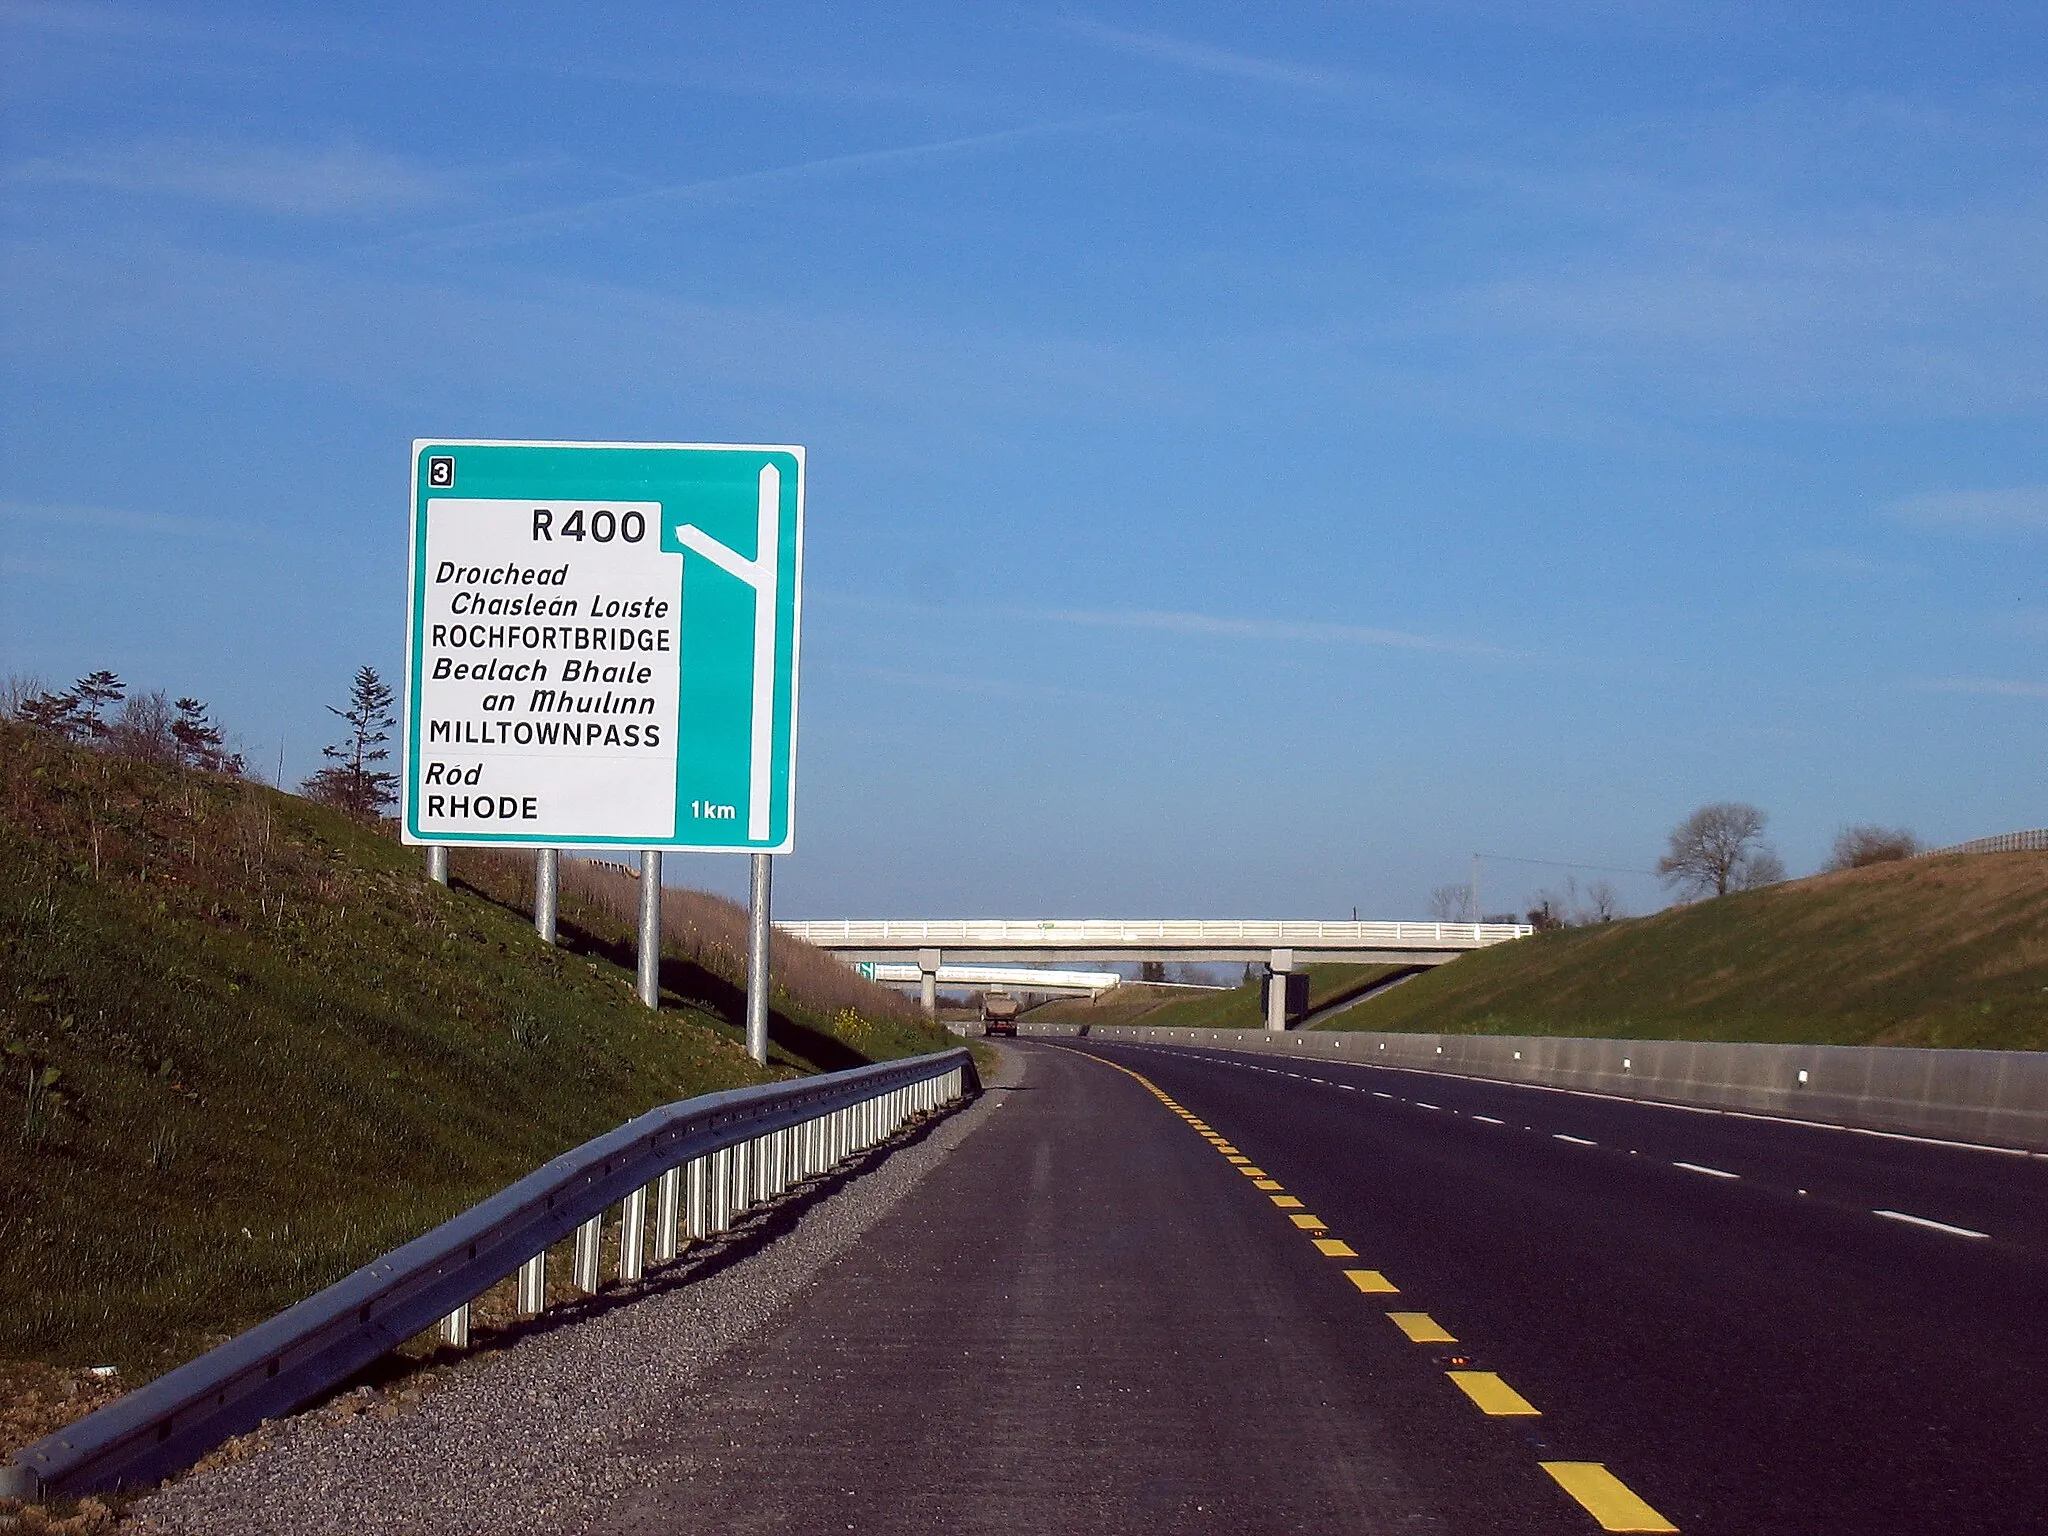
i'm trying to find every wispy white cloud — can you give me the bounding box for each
[826,663,1105,705]
[1889,485,2048,536]
[1021,604,1514,658]
[1052,16,1353,92]
[381,116,1134,251]
[1913,676,2048,700]
[10,139,452,217]
[1788,547,1897,579]
[0,0,189,41]
[1989,607,2048,640]
[0,499,265,540]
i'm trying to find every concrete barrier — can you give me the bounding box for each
[1018,1024,2048,1151]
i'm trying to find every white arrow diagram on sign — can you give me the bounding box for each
[672,463,781,841]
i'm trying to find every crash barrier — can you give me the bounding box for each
[3,1050,979,1500]
[1020,1024,2048,1151]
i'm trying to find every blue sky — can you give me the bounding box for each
[5,1,2047,920]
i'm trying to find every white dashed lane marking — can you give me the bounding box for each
[1873,1209,1990,1240]
[1673,1161,1740,1180]
[1111,1043,2005,1247]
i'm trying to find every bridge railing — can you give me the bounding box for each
[778,919,1534,949]
[3,1049,978,1501]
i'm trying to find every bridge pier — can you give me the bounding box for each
[918,948,942,1016]
[1265,948,1293,1031]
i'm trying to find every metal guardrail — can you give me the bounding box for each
[779,918,1533,950]
[3,1049,978,1501]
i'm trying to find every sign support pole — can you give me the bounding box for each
[637,851,663,1008]
[535,848,559,945]
[426,847,448,886]
[746,853,772,1063]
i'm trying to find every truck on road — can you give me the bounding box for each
[980,994,1019,1037]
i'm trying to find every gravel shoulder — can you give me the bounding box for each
[124,1045,1021,1536]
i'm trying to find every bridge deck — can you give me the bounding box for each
[779,918,1531,958]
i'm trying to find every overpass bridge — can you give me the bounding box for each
[778,919,1534,1027]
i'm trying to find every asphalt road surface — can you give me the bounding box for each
[613,1039,2047,1534]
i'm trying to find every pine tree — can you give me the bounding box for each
[71,670,125,740]
[302,666,397,816]
[172,698,244,775]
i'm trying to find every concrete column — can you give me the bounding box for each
[1266,948,1294,1032]
[918,948,942,1016]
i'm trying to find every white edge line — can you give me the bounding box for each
[1471,1115,1505,1125]
[1552,1133,1597,1146]
[1872,1209,1990,1239]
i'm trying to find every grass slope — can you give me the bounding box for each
[1323,852,2048,1050]
[1029,965,1403,1029]
[0,723,947,1402]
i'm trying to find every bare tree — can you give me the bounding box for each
[2,673,49,718]
[1657,802,1783,899]
[1578,878,1623,923]
[110,689,180,764]
[1428,882,1476,922]
[1825,824,1917,872]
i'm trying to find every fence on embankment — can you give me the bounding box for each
[3,1049,978,1502]
[1021,1024,2048,1152]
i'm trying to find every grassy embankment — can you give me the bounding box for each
[0,722,946,1441]
[1027,965,1406,1029]
[1320,853,2048,1050]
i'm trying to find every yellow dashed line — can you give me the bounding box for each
[1539,1464,1679,1532]
[1448,1371,1541,1417]
[1058,1043,1678,1531]
[1386,1311,1456,1343]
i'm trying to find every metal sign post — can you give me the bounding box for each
[637,851,663,1008]
[534,848,559,945]
[746,852,772,1062]
[401,440,803,1043]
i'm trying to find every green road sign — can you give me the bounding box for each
[402,440,804,852]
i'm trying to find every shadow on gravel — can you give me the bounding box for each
[330,1096,972,1398]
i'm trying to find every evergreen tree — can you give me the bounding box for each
[71,670,125,740]
[172,698,244,775]
[302,666,397,816]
